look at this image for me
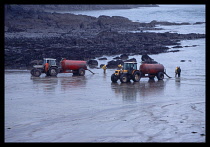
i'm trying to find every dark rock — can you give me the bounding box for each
[169,50,180,53]
[120,54,129,60]
[125,58,137,62]
[113,56,121,60]
[107,60,124,69]
[4,6,206,69]
[172,45,183,48]
[180,60,185,62]
[191,131,197,134]
[98,57,107,60]
[193,22,205,25]
[87,59,98,68]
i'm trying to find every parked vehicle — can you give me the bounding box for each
[111,62,141,83]
[30,58,88,77]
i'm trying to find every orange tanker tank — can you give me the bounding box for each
[60,59,87,76]
[140,63,164,74]
[60,59,87,71]
[139,63,165,80]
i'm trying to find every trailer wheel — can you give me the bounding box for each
[133,71,141,82]
[79,68,85,76]
[149,74,155,80]
[111,74,118,83]
[31,68,41,77]
[157,72,164,80]
[49,67,58,76]
[120,74,128,83]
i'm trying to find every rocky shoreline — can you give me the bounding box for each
[4,5,205,69]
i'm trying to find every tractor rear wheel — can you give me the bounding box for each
[157,72,164,80]
[49,67,58,76]
[111,74,118,82]
[133,71,141,82]
[78,68,85,76]
[120,73,129,83]
[31,68,41,77]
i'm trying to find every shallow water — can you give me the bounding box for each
[5,39,205,142]
[67,5,205,34]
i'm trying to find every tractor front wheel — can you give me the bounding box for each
[133,71,141,82]
[120,74,129,83]
[111,74,118,83]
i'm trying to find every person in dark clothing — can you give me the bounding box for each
[175,66,181,77]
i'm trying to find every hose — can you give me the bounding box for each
[87,69,95,74]
[163,72,172,78]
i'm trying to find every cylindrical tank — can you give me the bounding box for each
[61,59,87,71]
[140,63,164,74]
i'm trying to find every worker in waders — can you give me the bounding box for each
[117,64,123,70]
[102,64,107,73]
[44,62,49,73]
[175,66,181,77]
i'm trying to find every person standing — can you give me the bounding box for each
[175,66,181,77]
[102,64,107,73]
[44,62,49,73]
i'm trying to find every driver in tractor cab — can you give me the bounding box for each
[44,61,49,73]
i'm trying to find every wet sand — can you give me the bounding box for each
[5,39,205,142]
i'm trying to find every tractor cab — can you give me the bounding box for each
[123,62,137,72]
[43,58,57,66]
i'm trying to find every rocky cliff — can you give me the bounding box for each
[4,5,205,69]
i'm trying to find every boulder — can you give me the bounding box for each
[98,57,107,60]
[125,58,137,62]
[120,54,128,60]
[107,60,124,69]
[87,59,98,68]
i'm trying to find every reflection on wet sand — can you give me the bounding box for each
[60,76,87,91]
[30,75,87,92]
[175,77,181,90]
[31,76,58,92]
[111,79,167,102]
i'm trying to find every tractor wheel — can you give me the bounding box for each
[157,72,164,80]
[78,68,85,76]
[133,71,141,82]
[120,73,129,83]
[49,67,58,76]
[111,74,118,83]
[31,68,41,77]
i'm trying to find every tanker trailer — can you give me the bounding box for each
[139,63,165,80]
[60,58,87,76]
[30,58,88,77]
